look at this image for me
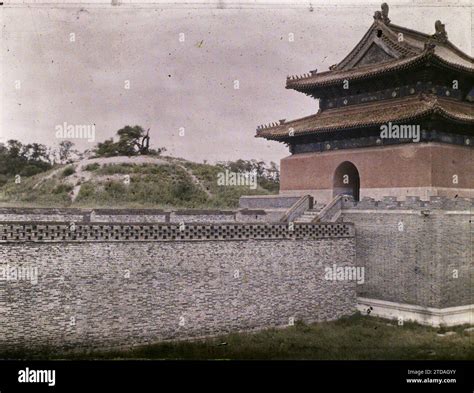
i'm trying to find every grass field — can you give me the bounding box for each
[0,157,278,209]
[4,314,473,360]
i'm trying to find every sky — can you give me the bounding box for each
[0,1,472,164]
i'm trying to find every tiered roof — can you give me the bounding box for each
[257,94,473,140]
[257,3,473,141]
[286,49,472,93]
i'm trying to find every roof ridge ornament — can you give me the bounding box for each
[381,3,390,24]
[432,20,448,43]
[374,3,390,24]
[423,39,436,53]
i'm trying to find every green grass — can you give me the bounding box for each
[0,167,72,206]
[0,160,279,209]
[3,314,473,360]
[182,161,277,208]
[75,164,209,208]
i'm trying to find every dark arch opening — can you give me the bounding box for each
[333,161,360,201]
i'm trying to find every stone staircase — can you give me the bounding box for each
[294,204,326,223]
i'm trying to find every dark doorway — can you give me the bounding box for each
[333,161,360,201]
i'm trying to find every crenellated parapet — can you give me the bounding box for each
[341,195,474,210]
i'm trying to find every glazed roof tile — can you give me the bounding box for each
[286,19,473,92]
[256,94,474,140]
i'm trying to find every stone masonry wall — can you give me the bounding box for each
[169,211,236,223]
[0,223,355,352]
[340,196,473,308]
[239,195,300,209]
[0,208,275,224]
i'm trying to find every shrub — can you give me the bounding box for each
[0,174,8,187]
[83,163,100,172]
[52,184,73,194]
[20,165,44,177]
[62,166,75,177]
[98,164,133,175]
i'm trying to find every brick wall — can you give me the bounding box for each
[280,144,473,194]
[340,196,473,308]
[169,210,236,223]
[0,208,278,224]
[0,223,356,352]
[239,195,300,209]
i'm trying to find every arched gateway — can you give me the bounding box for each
[333,161,360,201]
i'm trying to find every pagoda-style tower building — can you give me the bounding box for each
[257,3,473,203]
